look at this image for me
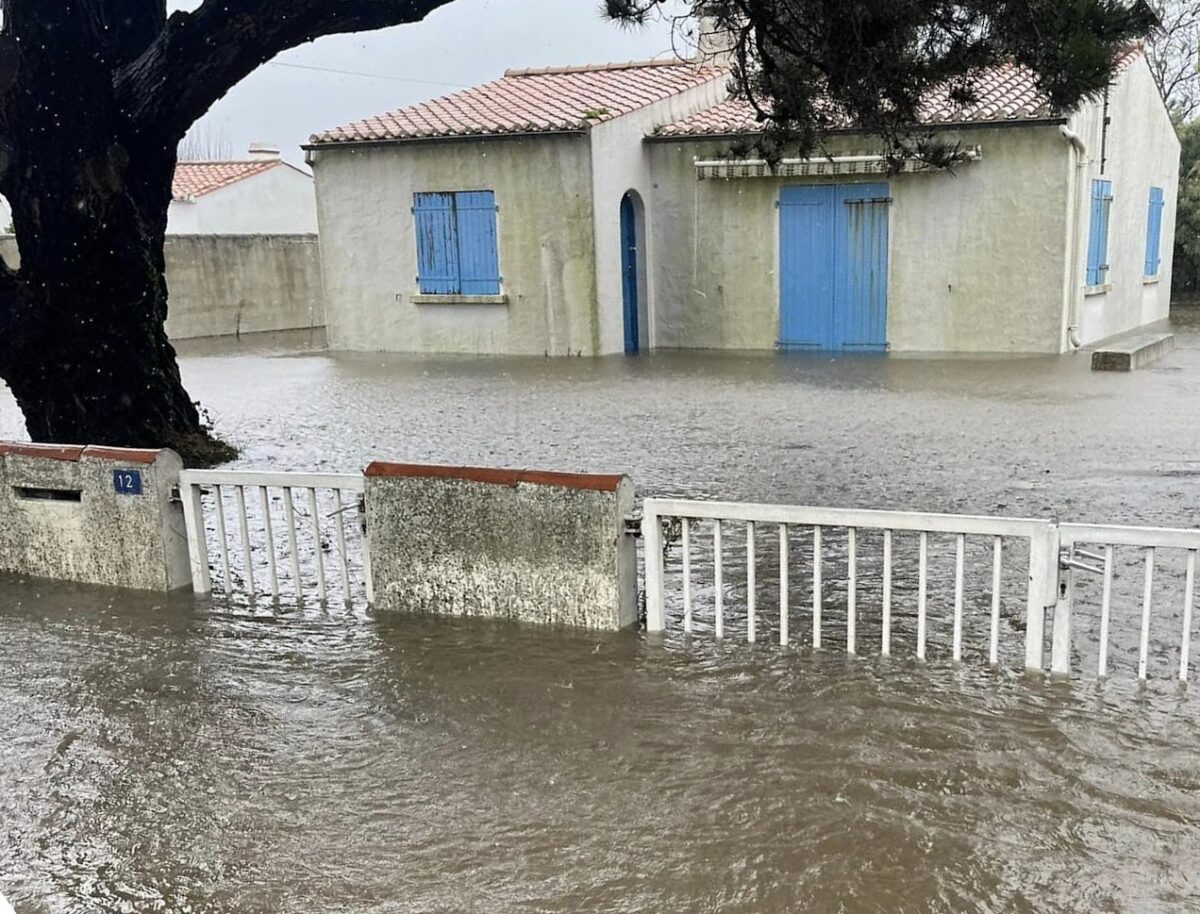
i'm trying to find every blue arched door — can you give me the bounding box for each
[620,193,639,354]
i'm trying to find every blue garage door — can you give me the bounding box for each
[779,183,889,351]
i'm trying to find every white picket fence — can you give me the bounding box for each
[642,498,1200,682]
[178,470,371,606]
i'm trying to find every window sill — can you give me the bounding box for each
[1084,283,1113,297]
[410,293,508,305]
[1143,275,1161,285]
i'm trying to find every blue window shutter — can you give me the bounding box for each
[1086,179,1113,286]
[454,191,501,295]
[413,192,460,294]
[1145,186,1164,276]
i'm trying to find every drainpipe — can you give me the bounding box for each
[1059,125,1088,349]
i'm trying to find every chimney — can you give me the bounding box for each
[247,142,281,161]
[695,15,737,67]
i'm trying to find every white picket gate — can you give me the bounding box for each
[178,470,370,606]
[642,498,1200,682]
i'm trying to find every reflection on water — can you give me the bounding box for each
[3,313,1200,912]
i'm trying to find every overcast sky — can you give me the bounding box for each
[174,0,689,164]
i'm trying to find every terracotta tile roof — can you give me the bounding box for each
[310,60,726,145]
[172,160,281,200]
[656,46,1145,138]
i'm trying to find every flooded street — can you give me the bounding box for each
[5,314,1200,912]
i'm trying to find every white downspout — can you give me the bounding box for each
[1059,125,1088,349]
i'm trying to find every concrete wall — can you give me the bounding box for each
[0,443,190,592]
[0,234,325,341]
[167,163,319,235]
[313,135,599,356]
[1070,56,1181,347]
[164,234,325,340]
[588,76,728,353]
[646,125,1072,353]
[363,463,637,630]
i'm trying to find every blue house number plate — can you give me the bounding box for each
[113,469,143,496]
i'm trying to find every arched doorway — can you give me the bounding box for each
[619,191,647,354]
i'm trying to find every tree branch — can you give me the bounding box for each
[117,0,452,141]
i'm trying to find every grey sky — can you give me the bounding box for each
[175,0,688,165]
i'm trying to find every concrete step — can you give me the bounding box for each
[1090,331,1175,371]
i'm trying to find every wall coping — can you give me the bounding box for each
[0,442,164,464]
[364,461,627,492]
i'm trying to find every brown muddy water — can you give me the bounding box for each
[5,313,1200,912]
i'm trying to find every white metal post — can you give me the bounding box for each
[642,502,666,633]
[1025,524,1060,673]
[179,481,211,595]
[1050,544,1074,677]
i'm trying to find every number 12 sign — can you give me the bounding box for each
[113,469,143,496]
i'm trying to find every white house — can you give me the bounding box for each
[169,144,319,235]
[305,44,1178,357]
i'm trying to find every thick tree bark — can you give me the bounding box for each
[0,0,448,466]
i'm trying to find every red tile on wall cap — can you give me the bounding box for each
[0,442,86,461]
[81,446,161,464]
[364,461,626,492]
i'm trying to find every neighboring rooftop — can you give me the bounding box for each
[310,59,726,145]
[656,46,1146,138]
[172,160,279,200]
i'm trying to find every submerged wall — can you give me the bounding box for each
[0,443,190,592]
[364,462,637,630]
[0,234,325,341]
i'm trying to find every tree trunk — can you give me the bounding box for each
[0,146,236,466]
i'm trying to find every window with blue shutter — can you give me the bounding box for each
[1085,179,1113,287]
[1145,186,1165,277]
[412,190,500,295]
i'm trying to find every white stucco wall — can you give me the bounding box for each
[646,125,1072,353]
[167,164,319,235]
[312,135,598,356]
[588,76,728,354]
[1068,56,1180,347]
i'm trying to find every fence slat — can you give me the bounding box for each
[1139,547,1155,681]
[235,485,255,599]
[746,521,756,643]
[283,487,302,599]
[213,485,232,596]
[334,489,352,601]
[847,527,857,656]
[952,533,965,662]
[259,485,279,599]
[714,519,724,639]
[779,524,789,646]
[882,529,892,656]
[307,488,327,602]
[917,531,928,661]
[1098,545,1114,678]
[812,525,823,650]
[682,517,692,634]
[989,536,1002,666]
[1183,550,1197,682]
[181,483,211,595]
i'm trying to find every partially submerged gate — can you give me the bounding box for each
[178,470,369,606]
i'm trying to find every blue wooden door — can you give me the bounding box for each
[620,194,639,354]
[778,182,889,351]
[836,184,889,351]
[779,185,837,349]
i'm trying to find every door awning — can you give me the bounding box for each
[693,146,982,180]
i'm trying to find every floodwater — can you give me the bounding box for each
[5,314,1200,912]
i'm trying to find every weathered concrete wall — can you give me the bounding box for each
[364,463,637,630]
[0,234,325,341]
[168,163,319,234]
[0,443,190,592]
[312,135,598,356]
[163,234,325,339]
[646,125,1071,353]
[1071,56,1181,347]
